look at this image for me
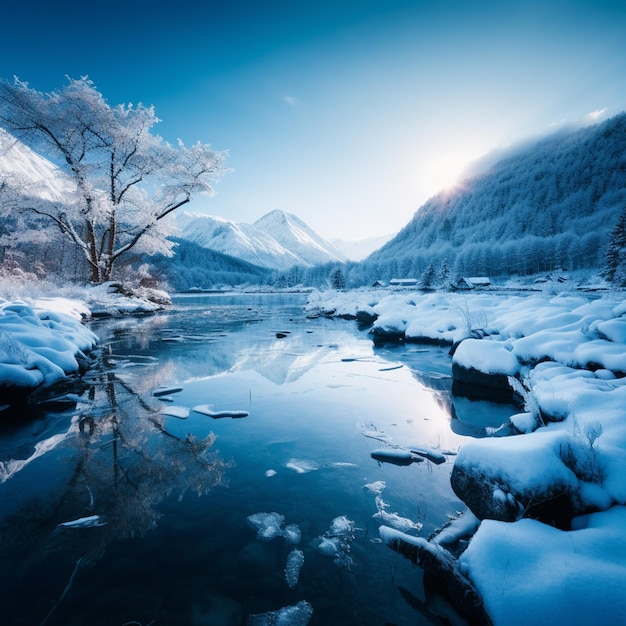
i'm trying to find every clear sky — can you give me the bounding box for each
[2,0,626,240]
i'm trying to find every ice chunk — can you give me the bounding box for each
[283,524,302,545]
[161,405,190,419]
[247,600,313,626]
[328,515,354,536]
[286,458,319,474]
[57,515,106,528]
[363,480,386,495]
[373,509,423,533]
[193,404,249,419]
[265,469,277,478]
[247,512,285,542]
[317,536,341,556]
[247,513,301,545]
[370,448,422,466]
[359,421,392,444]
[316,515,356,570]
[284,549,304,589]
[409,446,447,465]
[153,386,183,397]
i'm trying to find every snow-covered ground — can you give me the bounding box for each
[0,282,169,405]
[307,287,626,625]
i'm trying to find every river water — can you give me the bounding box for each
[0,292,514,625]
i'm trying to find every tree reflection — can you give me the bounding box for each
[0,348,228,623]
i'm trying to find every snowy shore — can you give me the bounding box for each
[307,287,626,625]
[0,282,169,406]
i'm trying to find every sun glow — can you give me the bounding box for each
[423,152,477,195]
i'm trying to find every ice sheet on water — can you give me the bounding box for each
[285,458,319,474]
[284,549,304,589]
[247,512,301,544]
[247,600,313,626]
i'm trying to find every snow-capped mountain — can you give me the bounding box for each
[0,127,73,202]
[253,210,346,266]
[175,210,346,271]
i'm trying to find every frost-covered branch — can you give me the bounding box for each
[0,76,227,283]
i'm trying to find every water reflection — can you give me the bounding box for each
[0,293,517,625]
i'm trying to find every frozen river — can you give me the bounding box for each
[0,292,515,625]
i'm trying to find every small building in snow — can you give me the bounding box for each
[389,278,419,287]
[452,276,491,290]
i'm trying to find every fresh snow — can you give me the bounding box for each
[310,287,626,624]
[0,284,169,404]
[459,507,626,626]
[0,299,97,397]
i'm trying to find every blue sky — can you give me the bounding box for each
[2,0,626,240]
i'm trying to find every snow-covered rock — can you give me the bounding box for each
[0,300,98,403]
[311,287,626,624]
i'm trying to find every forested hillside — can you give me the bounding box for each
[361,113,626,282]
[150,239,271,291]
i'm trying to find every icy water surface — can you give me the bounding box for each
[0,292,515,625]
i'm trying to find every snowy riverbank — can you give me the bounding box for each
[0,282,169,406]
[307,288,626,625]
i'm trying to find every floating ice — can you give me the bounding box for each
[247,513,285,542]
[265,469,277,478]
[317,515,356,570]
[57,515,106,528]
[153,386,183,397]
[286,458,319,474]
[358,421,392,444]
[284,549,304,589]
[373,507,423,533]
[370,448,423,466]
[317,537,341,556]
[409,446,447,465]
[363,480,386,495]
[247,512,301,545]
[160,405,190,419]
[247,600,313,626]
[193,404,249,419]
[283,524,302,545]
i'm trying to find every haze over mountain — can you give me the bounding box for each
[331,234,394,261]
[175,210,346,271]
[362,113,626,281]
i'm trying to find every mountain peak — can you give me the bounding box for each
[176,210,346,271]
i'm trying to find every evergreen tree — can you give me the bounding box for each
[603,208,626,284]
[330,266,346,289]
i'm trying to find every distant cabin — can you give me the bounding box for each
[389,278,419,287]
[453,276,491,290]
[372,280,387,288]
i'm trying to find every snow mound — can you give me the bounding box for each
[0,300,97,401]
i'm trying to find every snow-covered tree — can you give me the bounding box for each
[330,265,346,289]
[603,208,626,285]
[0,77,226,283]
